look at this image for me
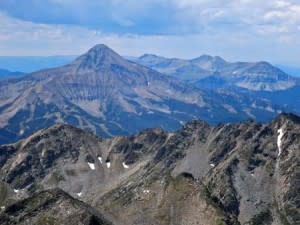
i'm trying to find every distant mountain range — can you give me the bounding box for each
[0,44,284,144]
[0,68,25,80]
[276,64,300,77]
[131,54,300,116]
[0,55,76,73]
[132,54,299,91]
[0,55,299,79]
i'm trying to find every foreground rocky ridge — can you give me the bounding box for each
[0,113,299,225]
[0,188,113,225]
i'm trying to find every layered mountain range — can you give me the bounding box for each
[132,54,300,120]
[0,44,284,144]
[0,113,299,225]
[133,54,299,91]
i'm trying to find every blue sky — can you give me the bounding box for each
[0,0,299,66]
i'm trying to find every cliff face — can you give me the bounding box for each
[0,113,299,225]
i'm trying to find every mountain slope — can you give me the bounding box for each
[0,189,113,225]
[0,44,281,144]
[0,113,299,225]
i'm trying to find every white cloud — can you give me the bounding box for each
[171,0,300,34]
[0,1,299,66]
[274,0,292,8]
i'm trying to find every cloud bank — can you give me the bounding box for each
[0,0,299,65]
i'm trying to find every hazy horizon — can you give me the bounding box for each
[0,50,299,77]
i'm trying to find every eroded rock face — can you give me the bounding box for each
[0,189,113,225]
[0,113,299,225]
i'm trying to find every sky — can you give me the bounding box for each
[0,0,299,66]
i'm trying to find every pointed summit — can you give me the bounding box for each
[71,44,127,71]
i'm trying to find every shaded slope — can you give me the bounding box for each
[0,188,113,225]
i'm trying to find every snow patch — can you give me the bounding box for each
[210,163,215,167]
[88,162,95,170]
[77,192,82,197]
[277,128,284,156]
[98,157,102,164]
[14,189,19,193]
[0,206,4,210]
[143,190,150,194]
[122,162,129,169]
[106,162,111,168]
[19,129,24,135]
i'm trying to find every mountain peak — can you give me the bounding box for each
[274,112,300,125]
[200,54,213,59]
[87,44,115,55]
[139,53,165,59]
[191,54,227,71]
[192,54,226,63]
[139,53,158,58]
[71,44,126,70]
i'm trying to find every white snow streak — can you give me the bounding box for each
[143,190,150,194]
[88,162,95,170]
[0,206,5,210]
[122,162,129,169]
[106,162,111,168]
[210,163,215,167]
[14,189,19,193]
[277,128,284,156]
[77,192,82,197]
[98,157,102,164]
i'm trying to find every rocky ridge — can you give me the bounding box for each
[0,113,298,225]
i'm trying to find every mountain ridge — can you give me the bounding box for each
[0,112,299,225]
[133,53,299,91]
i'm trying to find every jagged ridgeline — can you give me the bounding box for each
[0,113,299,225]
[0,44,284,145]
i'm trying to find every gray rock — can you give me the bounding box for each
[0,113,298,225]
